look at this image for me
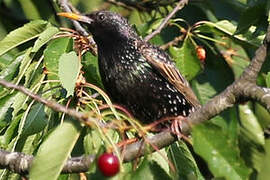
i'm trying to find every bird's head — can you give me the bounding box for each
[58,11,137,45]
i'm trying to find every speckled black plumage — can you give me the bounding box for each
[72,11,200,123]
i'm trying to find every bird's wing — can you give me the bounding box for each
[138,42,201,108]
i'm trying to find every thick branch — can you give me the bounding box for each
[0,150,95,174]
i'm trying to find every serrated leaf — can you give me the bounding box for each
[32,26,59,53]
[21,103,47,138]
[44,37,72,80]
[29,119,81,180]
[168,141,204,180]
[58,51,80,97]
[169,38,201,81]
[239,104,264,145]
[0,20,48,57]
[192,123,251,180]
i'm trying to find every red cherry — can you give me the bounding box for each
[98,153,120,177]
[196,46,206,62]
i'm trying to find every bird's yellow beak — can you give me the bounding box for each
[58,12,93,24]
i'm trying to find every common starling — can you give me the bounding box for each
[58,11,200,126]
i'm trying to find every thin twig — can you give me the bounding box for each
[106,0,134,11]
[0,79,97,127]
[144,0,189,42]
[160,34,185,50]
[58,0,89,37]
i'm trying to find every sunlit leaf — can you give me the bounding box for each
[239,104,264,145]
[169,37,201,80]
[29,119,81,180]
[0,54,23,94]
[32,26,59,53]
[58,51,80,97]
[0,20,48,57]
[131,157,171,180]
[266,72,270,88]
[44,37,72,81]
[168,141,204,180]
[258,140,270,180]
[192,123,251,180]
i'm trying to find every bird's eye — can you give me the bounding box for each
[97,13,105,21]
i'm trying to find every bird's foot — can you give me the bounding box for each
[171,116,185,139]
[171,116,192,144]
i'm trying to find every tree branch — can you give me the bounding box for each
[144,0,189,42]
[0,79,102,128]
[58,0,89,37]
[0,150,95,174]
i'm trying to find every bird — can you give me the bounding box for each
[58,11,200,132]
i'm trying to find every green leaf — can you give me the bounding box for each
[258,140,270,180]
[58,51,80,97]
[44,37,72,81]
[192,123,251,180]
[0,93,17,127]
[169,38,201,81]
[255,103,270,129]
[29,119,81,180]
[196,20,264,47]
[131,157,154,180]
[150,150,170,176]
[0,113,22,145]
[17,0,41,19]
[0,20,48,57]
[266,72,270,88]
[82,52,103,88]
[239,104,264,145]
[83,129,103,155]
[0,54,23,94]
[32,26,59,53]
[15,48,34,85]
[168,141,204,180]
[21,103,47,138]
[235,3,265,34]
